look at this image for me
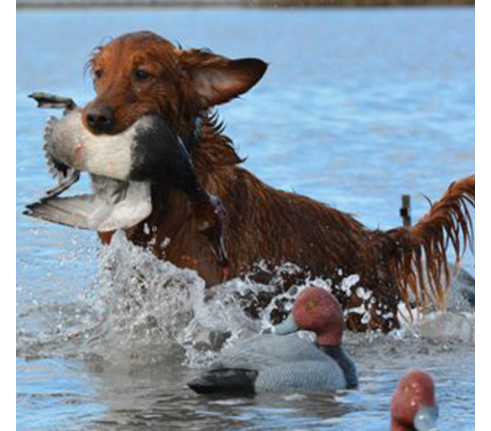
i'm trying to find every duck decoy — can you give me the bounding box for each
[187,286,358,395]
[390,369,438,431]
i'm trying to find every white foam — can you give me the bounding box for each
[18,233,474,369]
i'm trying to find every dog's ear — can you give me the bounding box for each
[181,49,268,109]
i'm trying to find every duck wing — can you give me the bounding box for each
[213,334,329,371]
[28,93,82,198]
[254,360,347,393]
[24,179,152,232]
[43,115,82,193]
[24,193,106,230]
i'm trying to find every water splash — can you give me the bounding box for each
[17,231,474,371]
[64,233,303,369]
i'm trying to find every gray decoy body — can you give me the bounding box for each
[188,287,358,395]
[188,334,350,395]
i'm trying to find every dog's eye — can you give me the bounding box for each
[134,69,153,82]
[93,69,103,80]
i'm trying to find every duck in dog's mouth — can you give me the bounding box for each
[25,92,229,270]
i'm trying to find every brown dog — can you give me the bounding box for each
[83,31,475,332]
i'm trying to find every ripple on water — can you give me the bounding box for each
[17,7,474,430]
[16,231,475,431]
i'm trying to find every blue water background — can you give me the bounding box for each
[17,7,475,431]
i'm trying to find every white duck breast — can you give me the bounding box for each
[45,109,135,181]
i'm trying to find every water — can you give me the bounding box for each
[17,7,475,431]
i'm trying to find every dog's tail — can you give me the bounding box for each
[385,175,475,311]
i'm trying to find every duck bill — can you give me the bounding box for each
[273,313,299,335]
[414,406,439,431]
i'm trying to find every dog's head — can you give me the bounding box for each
[83,31,267,138]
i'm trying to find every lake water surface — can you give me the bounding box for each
[17,7,475,430]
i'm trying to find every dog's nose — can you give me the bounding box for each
[85,107,115,134]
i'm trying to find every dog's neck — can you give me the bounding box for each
[185,116,202,151]
[189,112,243,180]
